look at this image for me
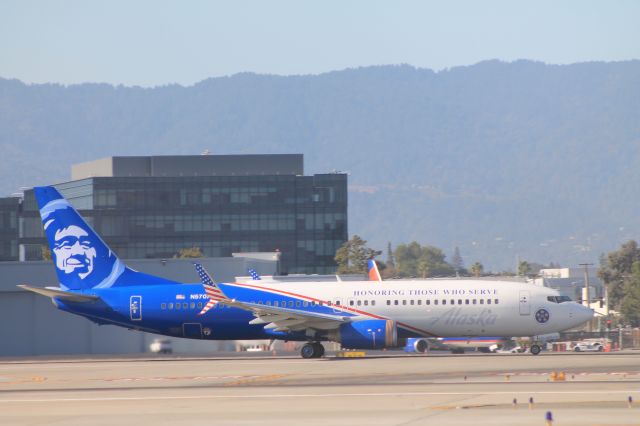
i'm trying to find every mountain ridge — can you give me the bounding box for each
[1,59,639,269]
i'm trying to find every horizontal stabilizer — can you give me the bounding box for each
[18,285,100,303]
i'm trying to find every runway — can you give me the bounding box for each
[2,352,640,425]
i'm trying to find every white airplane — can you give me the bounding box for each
[199,264,594,358]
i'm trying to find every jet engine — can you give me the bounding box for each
[328,319,398,349]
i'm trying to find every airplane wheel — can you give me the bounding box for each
[313,342,325,358]
[530,344,541,355]
[301,343,317,359]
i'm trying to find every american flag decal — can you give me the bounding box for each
[194,263,228,316]
[248,268,261,280]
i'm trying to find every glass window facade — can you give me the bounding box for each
[19,174,348,274]
[0,197,20,261]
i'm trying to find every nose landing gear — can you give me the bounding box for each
[300,342,325,359]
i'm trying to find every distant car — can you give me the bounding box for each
[573,342,604,352]
[149,339,172,354]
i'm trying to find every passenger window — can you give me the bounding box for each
[273,301,279,307]
[473,299,477,305]
[547,296,557,303]
[335,301,341,305]
[175,303,181,310]
[417,300,422,305]
[296,301,301,307]
[487,299,492,305]
[197,302,203,309]
[410,300,414,305]
[161,303,166,310]
[458,299,462,305]
[267,301,272,306]
[190,302,195,309]
[371,300,375,306]
[394,300,399,305]
[451,299,455,305]
[465,299,469,305]
[289,301,294,307]
[302,301,308,307]
[386,300,391,305]
[442,300,447,305]
[434,300,438,305]
[350,300,355,306]
[357,300,362,306]
[494,299,499,304]
[183,303,188,309]
[480,299,484,305]
[402,300,407,305]
[364,300,369,306]
[168,303,174,309]
[426,300,431,305]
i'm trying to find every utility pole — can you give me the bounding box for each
[579,263,594,332]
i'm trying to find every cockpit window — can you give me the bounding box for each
[547,295,572,303]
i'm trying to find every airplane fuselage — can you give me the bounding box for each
[55,279,591,342]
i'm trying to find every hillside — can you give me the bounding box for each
[1,60,639,270]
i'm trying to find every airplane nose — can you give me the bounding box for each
[573,305,594,324]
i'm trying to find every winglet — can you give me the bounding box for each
[193,263,229,315]
[248,268,261,281]
[367,259,382,282]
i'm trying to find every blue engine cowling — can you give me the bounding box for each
[329,320,398,349]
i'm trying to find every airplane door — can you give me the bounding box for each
[519,291,530,315]
[130,296,142,321]
[183,323,203,338]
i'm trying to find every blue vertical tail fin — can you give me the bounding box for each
[34,186,178,291]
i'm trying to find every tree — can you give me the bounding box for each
[598,240,640,310]
[620,261,640,326]
[178,246,204,258]
[416,258,430,278]
[386,242,395,268]
[470,262,484,278]
[334,235,381,274]
[518,260,531,277]
[41,245,51,261]
[451,246,464,274]
[394,241,455,277]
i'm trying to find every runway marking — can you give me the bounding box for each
[94,375,254,382]
[224,374,286,386]
[2,389,640,403]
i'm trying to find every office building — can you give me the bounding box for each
[16,154,348,274]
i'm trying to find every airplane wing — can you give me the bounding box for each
[18,285,100,303]
[194,263,350,332]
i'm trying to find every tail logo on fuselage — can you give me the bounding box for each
[52,224,97,279]
[37,188,126,291]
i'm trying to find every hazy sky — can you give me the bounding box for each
[2,0,639,87]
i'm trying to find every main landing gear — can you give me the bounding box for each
[300,342,325,359]
[530,344,541,355]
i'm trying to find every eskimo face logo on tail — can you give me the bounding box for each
[53,225,97,279]
[41,197,123,290]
